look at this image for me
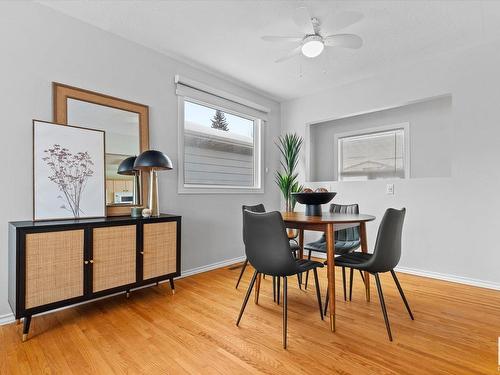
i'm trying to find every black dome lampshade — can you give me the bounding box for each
[117,156,138,175]
[133,150,173,217]
[117,156,141,206]
[133,150,173,171]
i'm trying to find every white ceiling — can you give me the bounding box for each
[40,1,500,101]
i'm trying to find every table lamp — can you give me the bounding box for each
[117,156,141,206]
[133,150,173,216]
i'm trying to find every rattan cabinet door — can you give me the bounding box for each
[92,225,137,293]
[25,230,84,309]
[143,221,177,280]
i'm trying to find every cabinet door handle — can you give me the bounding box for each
[140,251,144,255]
[89,259,94,264]
[84,260,89,265]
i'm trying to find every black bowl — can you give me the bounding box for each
[291,192,337,216]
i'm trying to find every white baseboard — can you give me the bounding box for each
[0,255,247,326]
[0,313,15,325]
[179,255,246,279]
[395,266,500,291]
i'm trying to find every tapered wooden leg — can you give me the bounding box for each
[236,270,258,326]
[16,319,21,325]
[235,259,248,289]
[156,281,160,286]
[282,276,288,349]
[169,277,175,295]
[22,315,31,342]
[313,268,323,320]
[360,222,370,302]
[374,273,392,341]
[298,229,304,286]
[390,270,414,320]
[254,273,262,304]
[326,223,336,332]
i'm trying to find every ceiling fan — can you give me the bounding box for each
[262,7,363,63]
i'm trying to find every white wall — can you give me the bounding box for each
[282,40,500,288]
[0,2,281,317]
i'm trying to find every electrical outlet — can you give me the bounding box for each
[386,183,394,195]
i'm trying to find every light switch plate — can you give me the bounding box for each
[386,183,394,195]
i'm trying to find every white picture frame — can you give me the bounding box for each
[33,120,106,221]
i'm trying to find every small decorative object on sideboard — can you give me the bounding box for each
[142,208,152,218]
[291,189,337,216]
[134,150,173,217]
[131,206,143,218]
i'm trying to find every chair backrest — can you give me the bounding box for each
[330,203,360,242]
[241,204,266,243]
[366,208,406,273]
[242,210,298,276]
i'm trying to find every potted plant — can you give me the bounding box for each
[275,133,303,212]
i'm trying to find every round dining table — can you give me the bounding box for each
[281,211,376,332]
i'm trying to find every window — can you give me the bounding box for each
[335,124,409,181]
[176,76,267,193]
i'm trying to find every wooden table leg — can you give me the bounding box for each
[298,229,304,260]
[360,222,370,302]
[325,223,336,332]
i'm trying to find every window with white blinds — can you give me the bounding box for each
[336,125,409,181]
[176,76,267,193]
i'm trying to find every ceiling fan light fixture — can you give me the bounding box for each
[301,36,324,58]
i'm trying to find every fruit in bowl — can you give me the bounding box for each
[302,187,314,193]
[315,187,328,192]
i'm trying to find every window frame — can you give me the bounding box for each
[333,123,411,181]
[177,95,264,194]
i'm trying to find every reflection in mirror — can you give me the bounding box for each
[66,98,141,206]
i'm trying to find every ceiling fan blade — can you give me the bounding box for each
[262,36,303,42]
[323,11,363,33]
[324,34,363,49]
[275,46,302,63]
[293,6,314,34]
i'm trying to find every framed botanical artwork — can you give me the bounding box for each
[33,120,106,221]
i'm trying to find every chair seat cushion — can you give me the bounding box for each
[295,259,324,272]
[329,252,372,269]
[304,239,360,255]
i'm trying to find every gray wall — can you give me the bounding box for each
[0,2,281,318]
[310,96,452,182]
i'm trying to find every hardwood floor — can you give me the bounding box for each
[1,263,499,374]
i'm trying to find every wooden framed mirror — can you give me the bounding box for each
[53,83,149,216]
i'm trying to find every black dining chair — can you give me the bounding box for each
[236,210,324,349]
[304,203,365,302]
[328,208,413,341]
[236,204,301,291]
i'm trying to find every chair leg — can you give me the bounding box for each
[359,269,365,283]
[304,250,312,290]
[273,276,276,302]
[297,274,302,290]
[277,276,281,305]
[282,276,288,349]
[349,268,354,301]
[254,273,262,304]
[324,287,329,315]
[390,270,414,320]
[236,270,259,326]
[342,267,347,301]
[374,273,393,341]
[235,259,248,289]
[313,268,323,320]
